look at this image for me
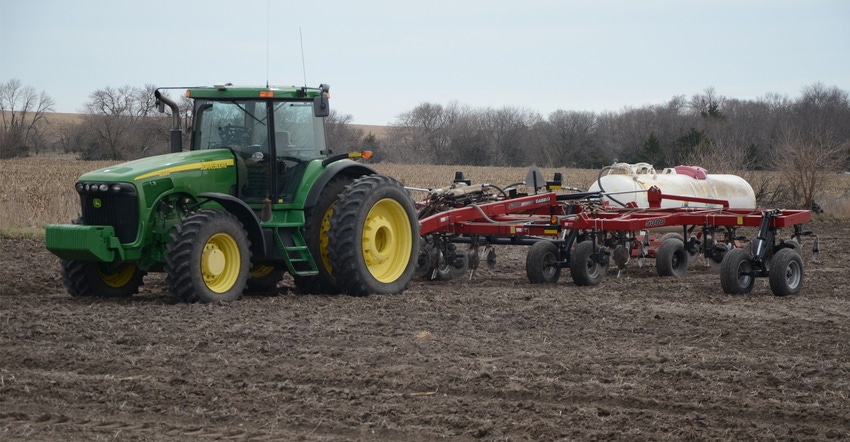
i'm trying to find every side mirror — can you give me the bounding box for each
[313,94,329,117]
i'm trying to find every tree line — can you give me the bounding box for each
[2,79,848,210]
[377,84,849,172]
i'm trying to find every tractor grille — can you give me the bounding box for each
[80,192,140,244]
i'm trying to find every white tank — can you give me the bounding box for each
[587,162,756,209]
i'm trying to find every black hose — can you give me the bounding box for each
[597,165,628,207]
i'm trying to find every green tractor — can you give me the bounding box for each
[46,83,419,302]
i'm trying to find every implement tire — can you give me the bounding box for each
[720,247,755,295]
[166,209,251,303]
[327,175,419,296]
[61,260,145,298]
[656,237,688,277]
[769,248,803,297]
[526,241,561,284]
[570,240,608,286]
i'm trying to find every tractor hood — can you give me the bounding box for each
[78,150,236,184]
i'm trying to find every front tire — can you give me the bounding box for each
[327,175,419,296]
[165,209,251,303]
[61,260,145,298]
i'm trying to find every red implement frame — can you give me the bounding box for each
[419,186,812,237]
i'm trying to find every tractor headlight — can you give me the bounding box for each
[75,181,136,195]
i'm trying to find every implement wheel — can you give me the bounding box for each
[61,260,145,298]
[656,238,688,277]
[294,176,350,294]
[661,232,700,264]
[165,209,251,303]
[570,240,608,286]
[328,175,419,296]
[769,248,803,297]
[720,247,755,295]
[526,241,561,284]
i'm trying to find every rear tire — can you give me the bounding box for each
[570,240,608,286]
[769,248,803,297]
[166,209,251,303]
[526,241,561,284]
[61,260,145,298]
[656,238,688,277]
[720,247,755,295]
[327,175,419,296]
[294,176,350,294]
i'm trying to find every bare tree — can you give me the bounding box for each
[480,107,540,167]
[771,131,849,210]
[388,102,464,164]
[325,109,364,154]
[542,110,598,168]
[78,84,169,160]
[0,79,55,158]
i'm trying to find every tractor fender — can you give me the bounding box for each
[197,192,266,259]
[303,162,377,210]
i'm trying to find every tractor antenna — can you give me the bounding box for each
[300,27,308,86]
[265,0,270,87]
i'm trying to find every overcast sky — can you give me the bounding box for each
[2,0,848,125]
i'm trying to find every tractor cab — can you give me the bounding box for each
[186,84,331,204]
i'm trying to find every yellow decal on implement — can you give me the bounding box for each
[737,216,744,225]
[134,159,234,180]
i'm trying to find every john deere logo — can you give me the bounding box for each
[93,198,102,208]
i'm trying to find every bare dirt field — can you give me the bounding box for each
[1,222,849,441]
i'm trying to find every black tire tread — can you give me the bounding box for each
[656,238,688,277]
[768,248,804,297]
[327,175,419,296]
[293,175,352,294]
[526,241,561,284]
[720,247,755,295]
[570,240,608,286]
[165,209,251,303]
[60,259,145,298]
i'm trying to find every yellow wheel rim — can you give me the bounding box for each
[250,264,275,278]
[97,262,136,288]
[361,198,412,283]
[202,233,241,293]
[318,202,336,274]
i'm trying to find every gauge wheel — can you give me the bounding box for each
[526,240,561,284]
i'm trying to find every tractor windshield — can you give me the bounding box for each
[191,99,326,160]
[191,99,328,204]
[192,100,269,155]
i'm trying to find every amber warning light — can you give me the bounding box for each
[348,151,373,159]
